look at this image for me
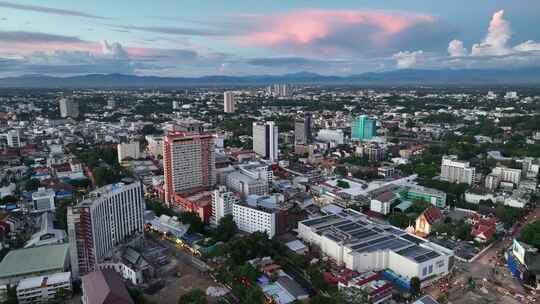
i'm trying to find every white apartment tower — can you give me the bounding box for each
[252,121,278,163]
[59,98,79,118]
[440,155,476,185]
[67,181,144,279]
[492,166,521,186]
[117,141,141,163]
[232,203,276,238]
[224,91,236,113]
[210,186,239,226]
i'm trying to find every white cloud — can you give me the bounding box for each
[513,40,540,52]
[445,9,540,69]
[100,40,128,59]
[471,10,511,56]
[448,39,467,57]
[393,50,423,69]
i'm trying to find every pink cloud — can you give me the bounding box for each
[238,10,436,52]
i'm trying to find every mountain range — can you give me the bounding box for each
[1,68,540,88]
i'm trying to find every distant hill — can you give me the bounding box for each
[1,68,540,88]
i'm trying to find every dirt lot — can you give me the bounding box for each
[144,245,221,304]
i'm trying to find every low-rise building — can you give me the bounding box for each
[31,188,55,212]
[0,243,70,285]
[415,207,443,237]
[25,212,66,248]
[16,272,71,304]
[81,269,134,304]
[298,209,453,284]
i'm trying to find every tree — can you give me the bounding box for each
[0,195,17,204]
[180,212,205,235]
[215,215,238,242]
[25,178,41,191]
[336,180,350,189]
[495,205,526,228]
[142,124,161,135]
[178,289,207,304]
[388,213,411,229]
[410,276,421,295]
[519,220,540,249]
[334,166,348,177]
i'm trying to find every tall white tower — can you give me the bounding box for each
[252,121,278,163]
[224,91,236,113]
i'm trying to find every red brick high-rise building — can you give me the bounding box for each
[163,132,216,206]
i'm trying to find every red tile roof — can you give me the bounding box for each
[422,206,443,225]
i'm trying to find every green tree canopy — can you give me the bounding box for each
[214,215,238,242]
[178,289,207,304]
[519,220,540,249]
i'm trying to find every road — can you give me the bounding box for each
[426,205,540,303]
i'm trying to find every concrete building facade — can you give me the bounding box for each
[68,181,144,279]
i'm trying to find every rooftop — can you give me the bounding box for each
[0,243,69,279]
[300,209,445,263]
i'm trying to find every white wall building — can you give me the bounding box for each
[59,98,79,118]
[68,181,144,278]
[16,272,71,304]
[370,199,392,215]
[317,129,345,145]
[225,171,268,198]
[233,203,276,238]
[117,141,141,162]
[3,130,21,148]
[211,187,239,226]
[298,209,453,283]
[224,91,236,113]
[440,155,476,185]
[253,121,278,163]
[145,135,163,158]
[492,166,521,186]
[32,188,56,212]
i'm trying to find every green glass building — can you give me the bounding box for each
[351,115,377,140]
[399,185,447,208]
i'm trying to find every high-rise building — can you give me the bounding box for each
[117,141,140,163]
[252,121,278,163]
[295,113,312,144]
[163,132,216,205]
[440,155,476,185]
[2,129,21,148]
[351,115,376,140]
[317,129,345,145]
[491,166,521,186]
[107,99,116,109]
[68,181,144,278]
[210,186,239,226]
[268,84,291,97]
[224,91,236,113]
[59,98,79,118]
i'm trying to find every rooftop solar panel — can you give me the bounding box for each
[402,234,426,244]
[348,229,377,240]
[336,223,361,233]
[302,217,328,226]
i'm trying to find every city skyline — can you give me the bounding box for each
[0,1,540,77]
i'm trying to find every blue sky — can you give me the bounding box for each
[0,0,539,76]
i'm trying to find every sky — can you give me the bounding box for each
[0,0,539,77]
